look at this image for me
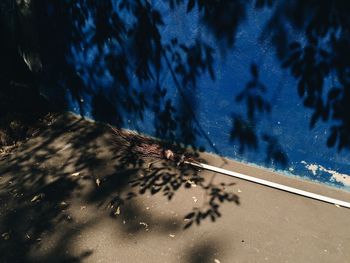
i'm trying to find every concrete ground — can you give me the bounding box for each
[0,113,349,263]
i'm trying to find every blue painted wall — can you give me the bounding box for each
[52,1,350,190]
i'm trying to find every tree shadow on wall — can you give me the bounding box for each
[3,0,350,164]
[2,1,350,261]
[2,0,350,242]
[260,0,350,152]
[229,0,350,167]
[20,0,247,153]
[231,62,289,169]
[34,0,286,165]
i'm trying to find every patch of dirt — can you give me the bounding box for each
[0,112,58,157]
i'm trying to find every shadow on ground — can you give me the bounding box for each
[0,113,238,262]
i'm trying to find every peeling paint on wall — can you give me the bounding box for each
[301,161,350,187]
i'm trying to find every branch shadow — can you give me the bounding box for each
[0,113,239,262]
[183,238,225,263]
[2,0,350,260]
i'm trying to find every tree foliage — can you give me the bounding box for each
[1,0,350,158]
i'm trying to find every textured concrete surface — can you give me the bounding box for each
[0,113,349,263]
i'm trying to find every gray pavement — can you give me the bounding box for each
[0,114,349,263]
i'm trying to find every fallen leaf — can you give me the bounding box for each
[31,193,44,202]
[1,232,10,240]
[59,201,68,207]
[114,206,121,215]
[139,222,149,231]
[31,195,39,202]
[165,149,174,160]
[187,180,197,188]
[95,178,101,187]
[139,222,148,227]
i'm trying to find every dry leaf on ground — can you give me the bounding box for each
[114,206,121,215]
[186,180,197,187]
[31,193,44,202]
[1,232,10,240]
[95,178,101,186]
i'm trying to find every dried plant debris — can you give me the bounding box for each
[71,172,81,177]
[107,125,240,228]
[0,145,17,160]
[95,178,101,187]
[139,222,149,231]
[109,125,197,164]
[114,206,121,215]
[0,112,58,149]
[58,201,69,209]
[1,232,10,240]
[31,193,45,202]
[186,179,197,187]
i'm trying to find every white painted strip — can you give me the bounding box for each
[185,161,350,209]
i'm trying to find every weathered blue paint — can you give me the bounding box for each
[66,2,350,190]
